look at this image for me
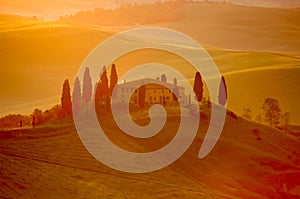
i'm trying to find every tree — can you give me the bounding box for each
[95,67,109,114]
[218,76,227,106]
[173,78,179,102]
[95,81,101,102]
[256,113,263,123]
[32,115,35,128]
[281,112,290,131]
[72,77,81,116]
[94,82,98,97]
[94,82,103,116]
[32,108,44,125]
[173,78,177,86]
[262,98,281,127]
[82,67,92,104]
[0,114,31,129]
[242,108,252,120]
[44,105,64,120]
[61,79,72,117]
[101,66,109,98]
[110,64,118,96]
[161,74,167,82]
[193,72,203,102]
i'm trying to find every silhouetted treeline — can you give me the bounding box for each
[0,114,31,129]
[0,67,229,128]
[0,105,65,129]
[60,0,184,26]
[95,65,118,116]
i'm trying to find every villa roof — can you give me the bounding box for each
[117,78,184,89]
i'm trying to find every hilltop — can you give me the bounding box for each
[0,106,299,198]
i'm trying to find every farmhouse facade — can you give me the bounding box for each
[113,78,187,106]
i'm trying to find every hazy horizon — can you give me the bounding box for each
[1,0,300,20]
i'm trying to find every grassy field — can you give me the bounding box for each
[0,107,299,198]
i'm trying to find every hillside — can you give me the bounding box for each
[153,3,300,53]
[2,0,300,20]
[0,14,115,116]
[198,0,300,8]
[58,2,300,53]
[60,1,184,26]
[0,12,299,124]
[0,108,299,198]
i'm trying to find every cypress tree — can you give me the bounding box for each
[173,78,179,102]
[72,77,81,116]
[193,72,203,102]
[61,79,72,117]
[101,66,109,98]
[161,74,167,82]
[110,64,118,96]
[218,76,227,106]
[82,67,92,104]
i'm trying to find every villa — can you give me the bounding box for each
[113,78,187,106]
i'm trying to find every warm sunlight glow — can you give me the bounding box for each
[1,1,300,198]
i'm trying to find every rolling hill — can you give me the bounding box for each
[0,107,299,198]
[0,14,114,116]
[197,0,300,8]
[152,2,300,53]
[1,5,299,124]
